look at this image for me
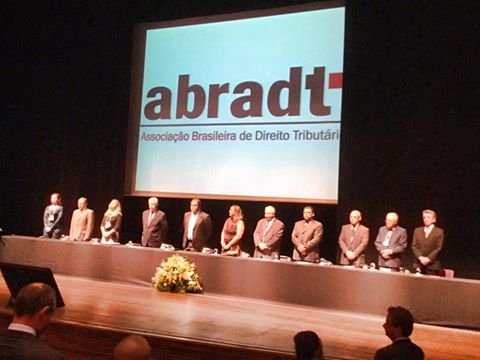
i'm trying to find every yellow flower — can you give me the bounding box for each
[152,255,203,293]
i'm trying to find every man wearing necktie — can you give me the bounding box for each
[338,210,369,266]
[141,197,168,247]
[291,206,323,262]
[253,205,285,259]
[374,212,407,269]
[411,209,444,275]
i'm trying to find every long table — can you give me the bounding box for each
[1,235,479,329]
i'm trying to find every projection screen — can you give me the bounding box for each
[125,1,345,203]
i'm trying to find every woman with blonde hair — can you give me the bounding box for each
[42,193,63,239]
[220,204,244,256]
[100,199,122,242]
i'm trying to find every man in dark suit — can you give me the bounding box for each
[374,306,424,360]
[253,205,285,259]
[338,210,369,266]
[291,206,323,262]
[182,198,212,252]
[411,209,444,275]
[141,197,168,247]
[0,282,64,359]
[374,212,408,269]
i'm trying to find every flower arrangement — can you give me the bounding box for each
[152,255,203,293]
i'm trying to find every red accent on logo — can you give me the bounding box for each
[329,73,343,89]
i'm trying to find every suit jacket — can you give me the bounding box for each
[338,224,369,265]
[411,226,444,271]
[253,218,285,259]
[0,329,64,360]
[291,219,323,262]
[374,226,408,268]
[142,210,167,247]
[374,338,424,360]
[69,208,94,241]
[182,211,212,251]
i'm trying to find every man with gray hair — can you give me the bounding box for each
[253,205,284,259]
[374,212,407,269]
[0,282,64,359]
[411,209,444,275]
[141,197,168,247]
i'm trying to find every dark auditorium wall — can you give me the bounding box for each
[1,1,479,278]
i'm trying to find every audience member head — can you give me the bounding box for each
[349,210,362,226]
[422,209,437,227]
[383,306,415,341]
[294,330,323,360]
[228,205,244,221]
[264,206,276,221]
[50,193,62,206]
[190,198,202,214]
[303,206,315,222]
[13,282,57,335]
[113,335,151,360]
[385,212,399,230]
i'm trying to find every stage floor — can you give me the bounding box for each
[0,275,478,360]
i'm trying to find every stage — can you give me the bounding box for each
[0,236,479,359]
[0,274,479,360]
[1,236,479,328]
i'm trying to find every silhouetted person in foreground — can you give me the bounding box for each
[375,306,424,360]
[114,334,151,360]
[0,282,64,359]
[294,330,324,360]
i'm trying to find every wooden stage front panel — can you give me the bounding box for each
[1,236,479,330]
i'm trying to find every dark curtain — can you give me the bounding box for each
[1,0,479,278]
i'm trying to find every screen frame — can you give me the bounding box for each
[125,1,345,204]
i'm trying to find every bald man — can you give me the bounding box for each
[69,197,94,241]
[253,206,285,259]
[374,212,408,269]
[338,210,369,266]
[113,335,151,360]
